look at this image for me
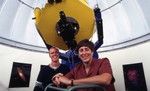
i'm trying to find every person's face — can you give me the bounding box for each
[78,46,93,63]
[49,48,59,62]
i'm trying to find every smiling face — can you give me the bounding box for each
[78,46,93,64]
[49,47,59,63]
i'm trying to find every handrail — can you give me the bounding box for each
[68,84,105,91]
[44,83,105,91]
[44,84,67,91]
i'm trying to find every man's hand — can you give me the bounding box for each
[52,73,64,86]
[52,73,72,86]
[57,76,72,86]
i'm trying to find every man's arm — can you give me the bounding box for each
[73,73,112,85]
[59,52,69,60]
[53,73,112,86]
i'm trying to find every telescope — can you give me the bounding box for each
[56,11,79,49]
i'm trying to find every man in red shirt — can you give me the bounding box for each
[53,39,115,91]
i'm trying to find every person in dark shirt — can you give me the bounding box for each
[33,47,70,91]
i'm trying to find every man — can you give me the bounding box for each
[53,39,115,91]
[33,47,70,91]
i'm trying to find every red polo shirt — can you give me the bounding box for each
[65,58,115,91]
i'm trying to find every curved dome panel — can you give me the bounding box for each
[0,0,150,52]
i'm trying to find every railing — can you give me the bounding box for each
[44,83,105,91]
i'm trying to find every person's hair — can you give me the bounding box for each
[49,46,59,52]
[75,39,94,53]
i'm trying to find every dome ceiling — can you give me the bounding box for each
[0,0,150,52]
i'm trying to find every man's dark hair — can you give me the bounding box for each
[75,39,94,53]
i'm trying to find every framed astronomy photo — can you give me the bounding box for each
[123,63,147,91]
[9,62,32,88]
